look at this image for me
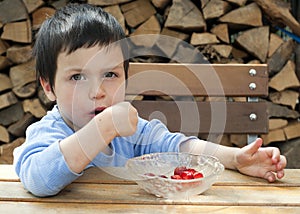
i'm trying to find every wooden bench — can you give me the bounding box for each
[1,165,300,213]
[126,63,269,144]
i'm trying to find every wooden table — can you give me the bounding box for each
[0,165,299,213]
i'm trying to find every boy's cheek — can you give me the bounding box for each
[112,84,126,103]
[112,92,125,104]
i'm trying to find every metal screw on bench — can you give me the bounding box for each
[249,69,257,76]
[249,113,257,121]
[249,82,256,90]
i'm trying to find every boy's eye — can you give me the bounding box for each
[71,74,86,81]
[104,72,117,78]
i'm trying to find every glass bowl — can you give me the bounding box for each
[125,152,224,200]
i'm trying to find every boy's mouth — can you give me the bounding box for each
[93,107,106,115]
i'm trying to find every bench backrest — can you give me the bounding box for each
[126,63,268,143]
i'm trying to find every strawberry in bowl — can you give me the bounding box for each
[126,152,224,199]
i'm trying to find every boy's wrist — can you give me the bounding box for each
[94,110,118,143]
[231,148,240,171]
[215,145,240,171]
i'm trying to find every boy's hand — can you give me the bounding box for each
[234,138,287,182]
[106,102,138,137]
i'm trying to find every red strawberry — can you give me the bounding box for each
[186,168,196,174]
[174,166,187,175]
[193,172,203,179]
[144,173,155,177]
[171,174,182,179]
[180,171,194,179]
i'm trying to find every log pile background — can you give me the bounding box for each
[0,0,299,167]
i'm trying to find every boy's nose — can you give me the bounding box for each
[89,84,105,100]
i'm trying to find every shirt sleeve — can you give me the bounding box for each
[133,118,197,156]
[13,115,82,197]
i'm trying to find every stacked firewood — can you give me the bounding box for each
[0,0,300,163]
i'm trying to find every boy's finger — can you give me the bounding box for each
[276,156,287,170]
[263,171,276,182]
[276,169,285,179]
[271,148,281,163]
[244,138,263,156]
[263,147,282,164]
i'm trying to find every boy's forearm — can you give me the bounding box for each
[179,139,239,170]
[59,114,116,173]
[59,102,138,173]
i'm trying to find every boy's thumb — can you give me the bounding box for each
[245,138,263,155]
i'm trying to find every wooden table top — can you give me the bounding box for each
[0,164,299,213]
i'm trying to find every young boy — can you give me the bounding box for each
[13,3,286,197]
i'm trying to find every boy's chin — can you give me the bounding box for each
[67,119,89,131]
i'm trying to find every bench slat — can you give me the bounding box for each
[1,182,299,206]
[127,63,268,97]
[1,202,299,214]
[131,100,268,134]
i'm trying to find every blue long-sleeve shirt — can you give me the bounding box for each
[13,105,195,197]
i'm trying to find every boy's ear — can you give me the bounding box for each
[40,77,56,101]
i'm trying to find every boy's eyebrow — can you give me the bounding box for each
[63,66,85,73]
[63,63,123,73]
[101,63,124,71]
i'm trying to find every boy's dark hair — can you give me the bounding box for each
[33,3,129,92]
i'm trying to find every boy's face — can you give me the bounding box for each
[41,45,126,130]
